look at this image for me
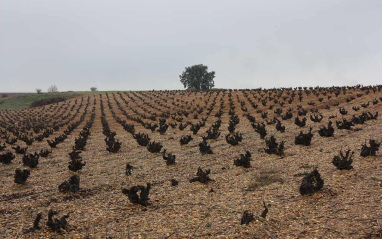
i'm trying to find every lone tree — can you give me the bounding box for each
[179,64,215,90]
[90,87,97,92]
[47,85,58,93]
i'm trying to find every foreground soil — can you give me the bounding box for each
[0,87,381,238]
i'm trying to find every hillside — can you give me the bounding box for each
[0,86,381,238]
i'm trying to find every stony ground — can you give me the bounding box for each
[0,87,381,238]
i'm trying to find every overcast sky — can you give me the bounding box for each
[0,0,381,92]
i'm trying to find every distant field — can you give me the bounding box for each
[0,92,122,110]
[0,91,150,110]
[0,93,77,110]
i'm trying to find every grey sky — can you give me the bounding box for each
[1,0,381,92]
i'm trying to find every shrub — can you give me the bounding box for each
[39,149,51,157]
[264,136,284,156]
[299,168,324,195]
[318,121,334,137]
[23,153,39,168]
[0,152,15,164]
[68,151,86,172]
[14,168,30,184]
[190,167,212,183]
[147,141,162,153]
[199,140,213,154]
[294,128,313,146]
[12,145,27,154]
[30,97,66,108]
[240,211,254,225]
[233,151,251,168]
[126,163,133,176]
[171,179,178,186]
[162,149,176,165]
[360,139,380,157]
[46,210,70,232]
[59,175,80,192]
[180,135,193,145]
[122,183,151,206]
[23,212,42,233]
[332,150,354,170]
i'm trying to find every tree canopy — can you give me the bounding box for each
[179,64,215,90]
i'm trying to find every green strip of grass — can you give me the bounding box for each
[0,90,135,110]
[0,92,79,110]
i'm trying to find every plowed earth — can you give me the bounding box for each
[0,87,381,238]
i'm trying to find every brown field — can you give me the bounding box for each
[0,86,381,238]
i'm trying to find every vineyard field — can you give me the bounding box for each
[0,86,381,238]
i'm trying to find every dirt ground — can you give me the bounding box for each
[0,87,381,238]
